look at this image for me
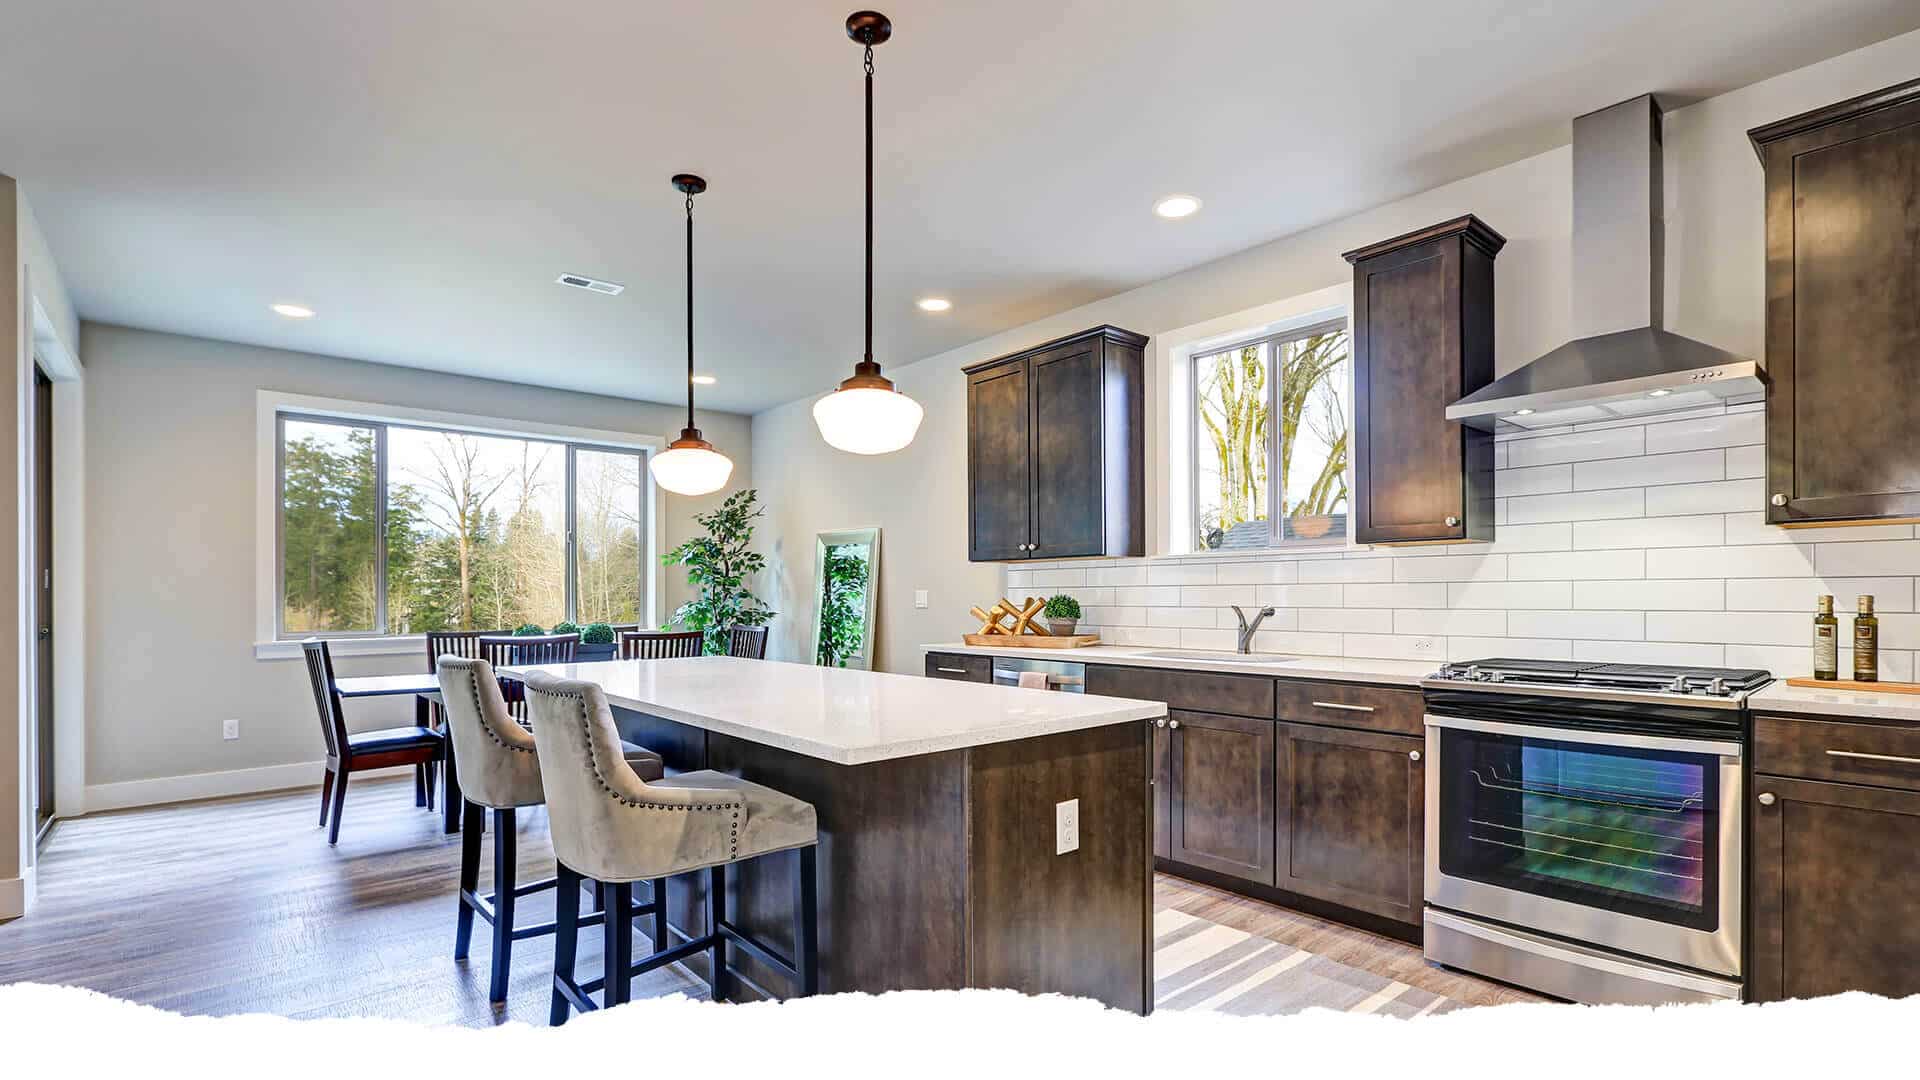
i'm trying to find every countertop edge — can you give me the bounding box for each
[1748,682,1920,726]
[920,642,1434,688]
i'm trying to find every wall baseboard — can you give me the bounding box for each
[0,869,32,920]
[81,760,415,815]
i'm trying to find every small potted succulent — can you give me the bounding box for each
[1043,594,1083,637]
[577,621,618,662]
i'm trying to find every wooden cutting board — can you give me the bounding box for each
[962,633,1101,649]
[1785,676,1920,695]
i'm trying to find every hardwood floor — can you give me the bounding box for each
[0,777,1534,1024]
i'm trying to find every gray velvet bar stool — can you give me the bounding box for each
[522,670,821,1022]
[435,655,667,1004]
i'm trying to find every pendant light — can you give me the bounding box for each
[649,173,735,496]
[812,10,924,455]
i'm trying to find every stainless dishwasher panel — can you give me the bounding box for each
[991,657,1086,693]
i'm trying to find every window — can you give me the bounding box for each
[1192,319,1351,550]
[276,413,648,638]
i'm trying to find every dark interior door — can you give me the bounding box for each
[32,366,53,831]
[1027,340,1104,558]
[967,361,1031,561]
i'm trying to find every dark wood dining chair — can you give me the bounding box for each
[303,639,445,845]
[618,629,705,659]
[726,625,769,659]
[478,634,579,719]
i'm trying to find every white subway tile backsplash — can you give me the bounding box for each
[1449,581,1573,609]
[1508,610,1644,641]
[1000,407,1920,683]
[1574,579,1724,610]
[1509,550,1644,581]
[1644,478,1764,517]
[1573,450,1722,491]
[1574,515,1724,550]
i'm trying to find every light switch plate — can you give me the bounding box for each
[914,589,929,609]
[1056,798,1079,855]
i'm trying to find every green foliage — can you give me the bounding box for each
[511,623,545,636]
[816,543,871,668]
[581,622,615,646]
[551,621,581,636]
[1043,594,1082,620]
[663,489,773,655]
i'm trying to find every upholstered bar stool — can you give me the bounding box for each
[523,670,821,1022]
[436,655,667,1004]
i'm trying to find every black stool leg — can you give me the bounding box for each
[590,881,605,914]
[414,762,427,807]
[795,846,819,996]
[489,808,517,1004]
[649,878,667,953]
[707,865,728,1002]
[602,881,633,1007]
[454,801,484,960]
[551,864,581,1026]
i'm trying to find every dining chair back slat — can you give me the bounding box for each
[619,630,705,660]
[302,639,348,760]
[425,630,500,673]
[726,625,769,659]
[479,633,580,669]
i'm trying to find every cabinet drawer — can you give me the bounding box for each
[1274,680,1422,736]
[1085,665,1274,718]
[924,652,991,683]
[1754,714,1920,793]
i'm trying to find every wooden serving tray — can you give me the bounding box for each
[962,633,1101,649]
[1785,676,1920,696]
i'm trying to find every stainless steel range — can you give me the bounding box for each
[1420,659,1772,1005]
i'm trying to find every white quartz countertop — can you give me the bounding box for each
[922,642,1437,687]
[1748,680,1920,725]
[505,656,1167,765]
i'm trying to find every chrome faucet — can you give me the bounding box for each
[1230,605,1278,654]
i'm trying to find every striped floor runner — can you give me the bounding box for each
[1154,908,1462,1018]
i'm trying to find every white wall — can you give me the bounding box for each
[751,28,1920,677]
[79,323,752,807]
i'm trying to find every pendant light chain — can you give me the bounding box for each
[685,187,696,433]
[863,40,875,368]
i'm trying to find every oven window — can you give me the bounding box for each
[1437,728,1720,932]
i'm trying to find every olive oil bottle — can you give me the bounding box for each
[1853,594,1879,683]
[1813,595,1839,680]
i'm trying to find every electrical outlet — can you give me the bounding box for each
[1055,798,1079,855]
[914,589,929,609]
[1409,637,1440,658]
[223,718,240,741]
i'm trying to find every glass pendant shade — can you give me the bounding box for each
[813,382,924,455]
[650,430,733,495]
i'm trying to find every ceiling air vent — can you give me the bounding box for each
[555,273,624,296]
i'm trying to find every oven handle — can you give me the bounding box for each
[1423,713,1743,760]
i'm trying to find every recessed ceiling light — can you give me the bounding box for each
[691,374,717,386]
[916,297,952,312]
[1648,388,1673,397]
[1154,194,1202,219]
[1513,408,1536,416]
[271,303,315,319]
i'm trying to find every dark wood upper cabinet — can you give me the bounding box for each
[1344,216,1503,545]
[964,326,1146,561]
[1751,79,1920,526]
[1273,721,1424,926]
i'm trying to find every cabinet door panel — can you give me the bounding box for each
[1168,710,1275,885]
[1274,722,1423,925]
[1354,247,1461,541]
[1029,341,1105,558]
[968,362,1031,561]
[1750,774,1920,1002]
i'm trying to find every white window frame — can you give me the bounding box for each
[254,390,665,659]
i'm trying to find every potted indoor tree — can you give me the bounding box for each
[663,488,774,654]
[1043,594,1082,637]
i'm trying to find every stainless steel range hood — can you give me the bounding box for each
[1447,96,1765,432]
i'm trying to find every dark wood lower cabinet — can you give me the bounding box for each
[1273,722,1423,925]
[1167,709,1276,885]
[1749,773,1920,1002]
[924,652,990,683]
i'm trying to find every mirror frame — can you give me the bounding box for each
[809,527,881,670]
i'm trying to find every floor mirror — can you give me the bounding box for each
[809,527,879,669]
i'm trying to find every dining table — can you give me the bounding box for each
[333,671,469,833]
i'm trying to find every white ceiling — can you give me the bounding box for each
[4,1,1917,414]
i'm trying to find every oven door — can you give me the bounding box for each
[1424,713,1743,978]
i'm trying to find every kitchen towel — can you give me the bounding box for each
[1018,671,1049,690]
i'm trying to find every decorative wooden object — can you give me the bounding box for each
[1785,677,1920,696]
[963,596,1099,648]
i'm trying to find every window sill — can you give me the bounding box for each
[254,636,427,661]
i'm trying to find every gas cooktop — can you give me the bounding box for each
[1426,658,1772,700]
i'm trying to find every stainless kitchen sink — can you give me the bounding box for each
[1135,650,1300,666]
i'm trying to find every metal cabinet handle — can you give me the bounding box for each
[1154,717,1168,728]
[1826,748,1920,766]
[1445,515,1460,527]
[1169,718,1181,730]
[935,667,969,675]
[1311,700,1376,713]
[1770,493,1788,507]
[1408,749,1422,762]
[1757,792,1776,806]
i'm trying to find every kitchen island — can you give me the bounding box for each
[507,656,1166,1012]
